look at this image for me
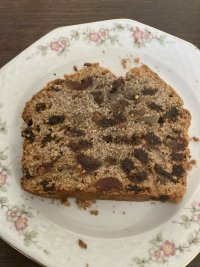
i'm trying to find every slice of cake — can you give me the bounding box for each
[21,64,191,203]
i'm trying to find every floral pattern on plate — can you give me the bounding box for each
[27,23,166,58]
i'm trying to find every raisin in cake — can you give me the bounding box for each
[21,63,191,203]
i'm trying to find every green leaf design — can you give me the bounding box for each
[0,197,8,204]
[181,215,188,221]
[149,239,158,246]
[24,238,30,247]
[133,257,142,264]
[37,45,48,56]
[0,154,7,160]
[157,232,163,241]
[25,210,34,218]
[44,249,49,255]
[184,220,191,229]
[0,120,7,134]
[29,230,38,238]
[6,169,12,175]
[71,30,80,40]
[113,23,125,31]
[0,186,7,192]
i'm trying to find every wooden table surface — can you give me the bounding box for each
[0,0,200,266]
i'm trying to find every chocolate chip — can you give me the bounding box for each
[48,85,61,92]
[95,177,122,192]
[133,149,149,164]
[23,169,33,179]
[91,91,104,105]
[60,125,85,137]
[148,102,163,111]
[105,156,117,165]
[77,154,101,172]
[172,164,184,177]
[96,113,126,128]
[166,107,179,121]
[171,152,185,161]
[102,135,113,143]
[110,77,125,94]
[159,195,169,202]
[40,180,55,192]
[21,127,35,142]
[41,133,54,146]
[144,133,161,146]
[142,88,157,95]
[35,103,46,112]
[96,118,117,128]
[114,135,130,145]
[121,158,134,174]
[65,76,93,90]
[129,134,141,145]
[84,62,93,67]
[26,119,33,126]
[73,65,78,71]
[68,140,93,151]
[129,171,147,183]
[158,116,165,124]
[154,164,171,178]
[167,138,188,151]
[48,115,65,125]
[151,195,169,202]
[39,161,54,172]
[127,185,143,193]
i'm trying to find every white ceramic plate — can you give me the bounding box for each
[0,19,200,267]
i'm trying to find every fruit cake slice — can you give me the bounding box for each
[21,64,191,203]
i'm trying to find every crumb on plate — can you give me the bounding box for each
[78,239,87,249]
[76,198,96,210]
[89,210,99,216]
[61,198,71,207]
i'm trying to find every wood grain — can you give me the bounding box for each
[0,0,200,266]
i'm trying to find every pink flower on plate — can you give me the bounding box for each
[144,31,153,41]
[14,216,28,231]
[197,202,200,207]
[160,240,176,257]
[149,248,162,262]
[0,172,7,186]
[154,250,161,259]
[132,27,144,44]
[99,29,108,38]
[7,207,21,222]
[50,41,61,51]
[59,37,70,48]
[89,32,100,43]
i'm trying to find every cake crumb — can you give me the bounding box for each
[86,264,89,267]
[122,211,126,215]
[190,159,197,166]
[102,50,105,53]
[53,73,57,76]
[121,58,130,69]
[89,210,99,216]
[113,210,115,213]
[134,57,140,64]
[73,65,78,71]
[191,136,200,142]
[76,198,96,210]
[78,239,87,249]
[61,198,71,207]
